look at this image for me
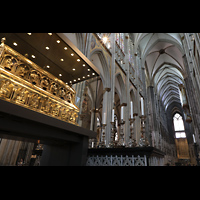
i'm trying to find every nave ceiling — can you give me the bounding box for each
[130,33,186,111]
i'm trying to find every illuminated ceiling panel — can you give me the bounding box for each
[0,33,100,86]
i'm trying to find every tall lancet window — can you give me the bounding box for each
[173,113,186,138]
[115,33,124,52]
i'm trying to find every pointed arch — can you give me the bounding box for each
[130,89,135,102]
[130,89,136,114]
[115,73,126,104]
[89,49,111,89]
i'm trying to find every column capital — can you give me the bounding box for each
[91,108,99,113]
[182,54,186,58]
[102,87,111,96]
[121,103,127,107]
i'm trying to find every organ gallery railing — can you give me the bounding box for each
[0,38,79,125]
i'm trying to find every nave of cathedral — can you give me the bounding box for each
[0,33,199,166]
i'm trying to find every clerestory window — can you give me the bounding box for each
[173,113,186,138]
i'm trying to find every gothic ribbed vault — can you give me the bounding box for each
[133,33,186,111]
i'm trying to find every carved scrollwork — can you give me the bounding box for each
[41,76,49,91]
[2,55,18,71]
[30,70,40,86]
[60,107,68,121]
[51,103,60,117]
[50,82,58,96]
[66,91,72,103]
[40,97,51,113]
[0,79,14,99]
[58,87,66,100]
[15,64,30,79]
[29,93,40,109]
[15,88,29,105]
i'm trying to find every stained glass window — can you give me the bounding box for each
[115,33,120,45]
[115,33,124,52]
[128,37,134,67]
[120,33,124,52]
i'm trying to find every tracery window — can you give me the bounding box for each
[115,33,124,52]
[115,33,119,44]
[128,38,134,67]
[120,33,124,52]
[173,113,186,138]
[96,33,125,53]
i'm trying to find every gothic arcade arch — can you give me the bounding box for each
[114,89,121,122]
[130,89,137,114]
[89,49,111,89]
[115,73,126,104]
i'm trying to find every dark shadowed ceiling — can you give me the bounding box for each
[0,33,100,85]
